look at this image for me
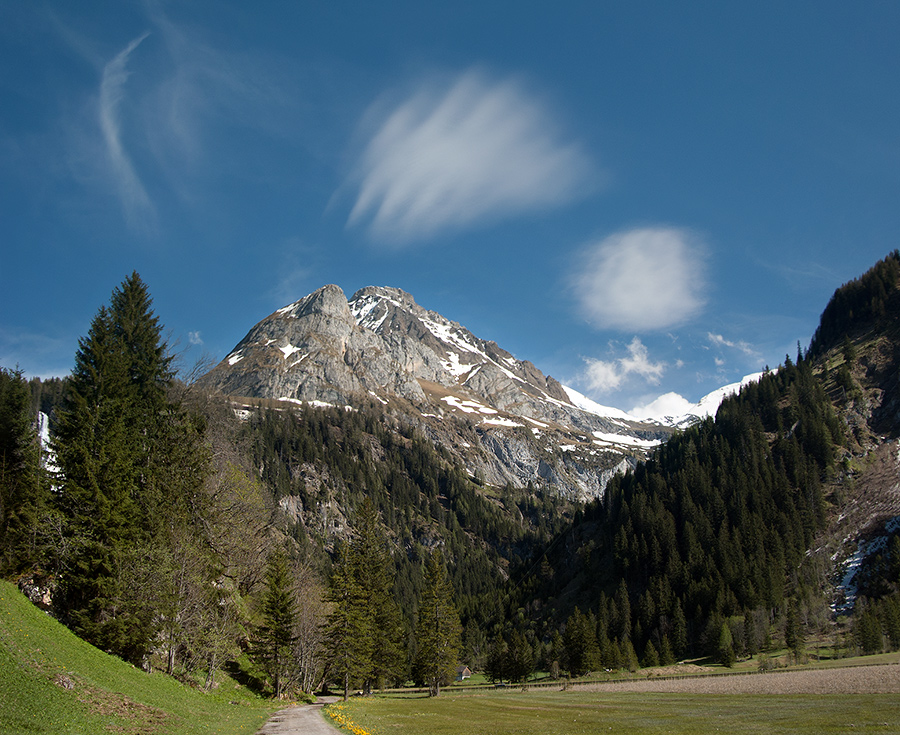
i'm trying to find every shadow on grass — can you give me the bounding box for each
[223,659,267,696]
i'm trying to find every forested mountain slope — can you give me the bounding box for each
[516,252,900,670]
[240,400,575,634]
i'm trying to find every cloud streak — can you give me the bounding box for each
[99,32,154,226]
[345,69,594,243]
[708,332,758,358]
[572,227,707,332]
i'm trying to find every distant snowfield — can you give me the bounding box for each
[623,372,766,425]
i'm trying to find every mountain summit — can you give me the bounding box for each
[200,285,675,498]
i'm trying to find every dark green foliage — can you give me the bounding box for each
[322,499,404,696]
[324,540,374,700]
[505,629,534,683]
[414,549,462,696]
[484,630,508,683]
[785,598,805,661]
[532,351,842,663]
[854,602,884,654]
[0,368,49,578]
[350,499,405,691]
[485,628,534,683]
[716,622,735,667]
[851,530,900,655]
[244,403,571,638]
[255,548,297,698]
[562,607,600,676]
[808,250,900,358]
[51,273,210,665]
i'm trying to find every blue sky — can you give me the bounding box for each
[2,1,899,417]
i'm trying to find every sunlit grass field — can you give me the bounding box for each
[0,580,278,735]
[337,686,900,735]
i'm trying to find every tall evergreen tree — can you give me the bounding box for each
[563,607,600,676]
[350,499,404,692]
[52,273,206,664]
[414,549,461,697]
[0,368,48,578]
[256,548,298,698]
[324,540,372,701]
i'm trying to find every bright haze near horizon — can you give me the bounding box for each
[2,2,899,420]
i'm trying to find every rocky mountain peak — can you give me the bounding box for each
[276,283,352,321]
[199,284,675,499]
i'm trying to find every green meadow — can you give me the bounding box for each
[0,580,278,735]
[336,687,900,735]
[3,576,898,735]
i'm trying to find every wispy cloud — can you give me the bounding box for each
[345,69,594,243]
[99,32,155,227]
[582,337,665,393]
[707,332,759,358]
[52,8,305,232]
[0,326,74,379]
[572,227,707,332]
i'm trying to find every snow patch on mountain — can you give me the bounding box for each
[561,384,635,422]
[632,372,766,426]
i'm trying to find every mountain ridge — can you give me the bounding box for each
[200,284,690,499]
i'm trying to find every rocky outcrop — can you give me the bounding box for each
[200,285,424,405]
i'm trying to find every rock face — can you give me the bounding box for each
[199,285,672,499]
[201,285,425,405]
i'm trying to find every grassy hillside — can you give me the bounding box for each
[0,580,277,735]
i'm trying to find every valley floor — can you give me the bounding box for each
[571,661,900,694]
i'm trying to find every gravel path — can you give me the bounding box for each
[254,698,342,735]
[571,664,900,695]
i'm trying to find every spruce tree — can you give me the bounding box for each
[350,499,404,692]
[53,301,149,657]
[257,548,297,698]
[52,272,205,664]
[324,540,372,700]
[414,549,461,696]
[563,607,600,676]
[0,367,48,578]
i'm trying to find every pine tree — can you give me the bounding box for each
[53,299,152,658]
[785,598,805,662]
[717,622,736,667]
[350,499,404,691]
[257,549,297,698]
[485,630,508,683]
[506,629,534,683]
[0,367,48,578]
[563,607,600,676]
[52,273,206,664]
[324,541,372,701]
[414,549,461,696]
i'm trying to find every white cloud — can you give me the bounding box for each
[188,331,203,346]
[99,32,155,226]
[572,227,707,332]
[583,337,665,393]
[630,392,695,422]
[345,69,594,243]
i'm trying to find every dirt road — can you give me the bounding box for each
[254,698,342,735]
